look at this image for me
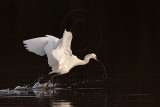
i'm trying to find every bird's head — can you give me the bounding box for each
[90,53,99,61]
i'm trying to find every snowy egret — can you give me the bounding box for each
[23,30,98,82]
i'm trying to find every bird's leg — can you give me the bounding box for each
[44,73,60,88]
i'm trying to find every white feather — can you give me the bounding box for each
[23,35,59,56]
[23,30,98,77]
[44,36,59,69]
[23,35,59,70]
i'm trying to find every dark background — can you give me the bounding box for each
[0,0,160,92]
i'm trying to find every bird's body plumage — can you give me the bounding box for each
[23,30,97,76]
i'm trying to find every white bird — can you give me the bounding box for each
[23,30,98,77]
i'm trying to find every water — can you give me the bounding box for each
[0,88,159,107]
[0,79,159,107]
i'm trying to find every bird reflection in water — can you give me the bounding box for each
[50,101,74,107]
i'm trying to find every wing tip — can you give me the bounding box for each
[63,30,72,38]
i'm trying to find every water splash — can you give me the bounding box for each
[14,85,30,90]
[0,73,106,99]
[32,82,43,89]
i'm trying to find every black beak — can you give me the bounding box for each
[95,57,100,62]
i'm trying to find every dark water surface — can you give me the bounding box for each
[0,88,159,107]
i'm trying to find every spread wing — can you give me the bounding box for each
[44,38,60,69]
[23,35,59,56]
[62,30,73,55]
[49,30,73,74]
[52,30,73,64]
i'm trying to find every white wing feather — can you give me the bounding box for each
[23,31,73,75]
[44,36,60,68]
[23,35,59,56]
[51,30,73,66]
[62,30,73,53]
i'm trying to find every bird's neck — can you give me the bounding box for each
[78,54,93,65]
